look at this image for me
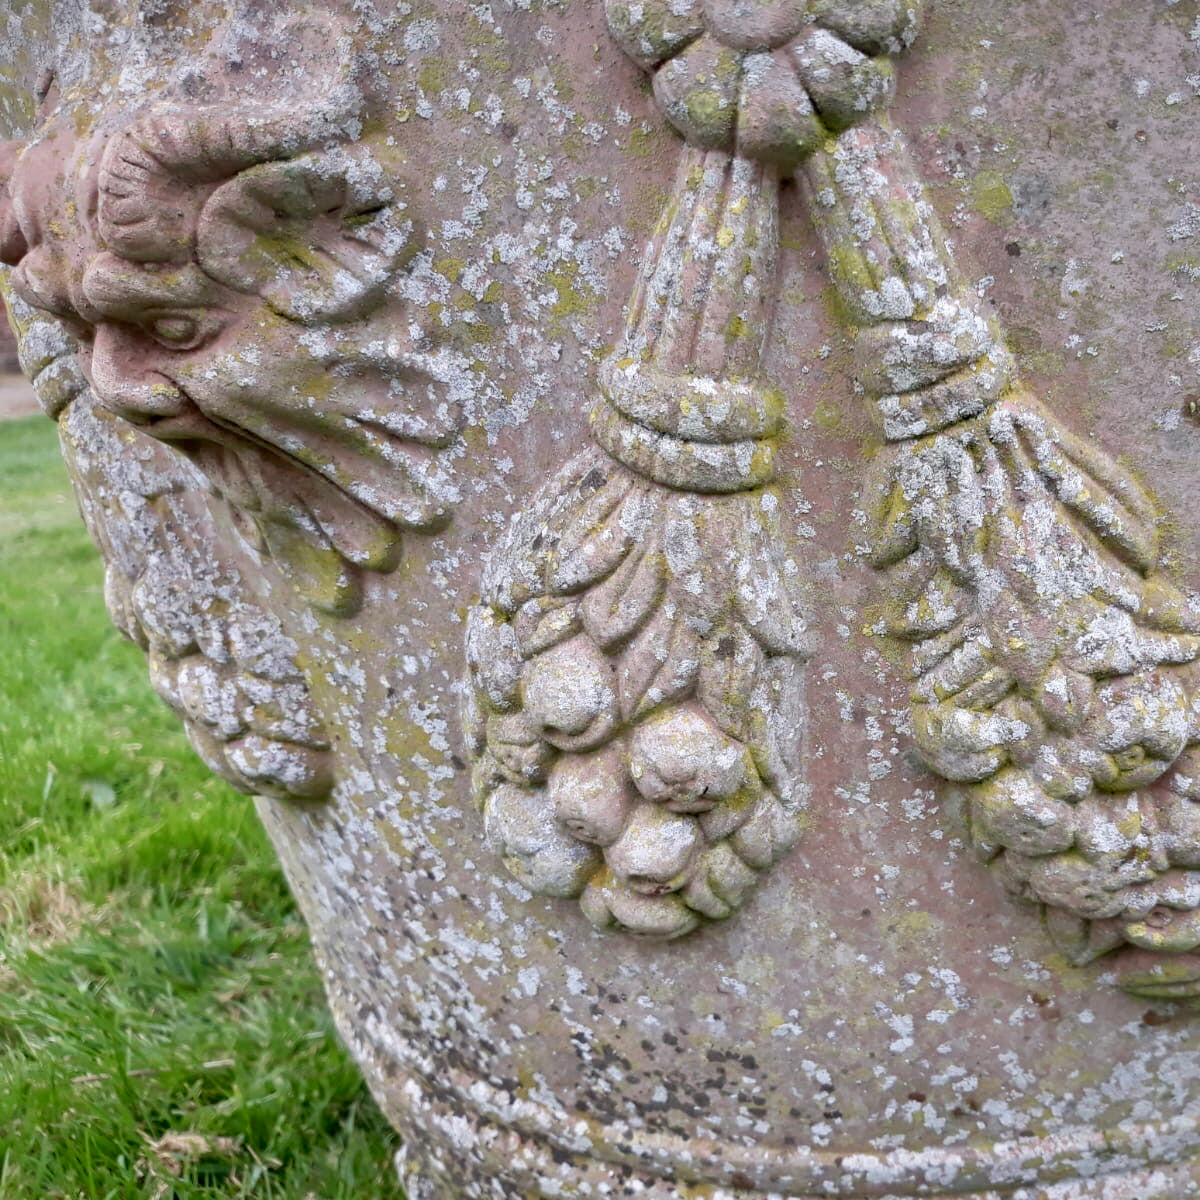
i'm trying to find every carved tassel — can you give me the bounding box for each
[799,120,1200,992]
[464,0,928,938]
[464,148,811,939]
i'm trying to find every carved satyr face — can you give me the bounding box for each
[2,112,463,614]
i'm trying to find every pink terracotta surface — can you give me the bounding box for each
[3,2,1200,1196]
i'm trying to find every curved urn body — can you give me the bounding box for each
[5,2,1200,1196]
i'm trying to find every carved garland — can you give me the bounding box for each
[800,122,1200,998]
[463,0,915,938]
[465,0,1200,982]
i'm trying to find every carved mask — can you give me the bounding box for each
[1,104,464,616]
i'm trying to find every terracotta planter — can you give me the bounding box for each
[4,3,1200,1195]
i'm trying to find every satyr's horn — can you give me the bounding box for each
[96,103,360,264]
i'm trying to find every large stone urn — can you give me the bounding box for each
[5,1,1200,1195]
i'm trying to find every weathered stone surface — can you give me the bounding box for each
[5,1,1200,1195]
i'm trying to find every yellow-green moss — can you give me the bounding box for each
[417,57,447,96]
[970,170,1014,223]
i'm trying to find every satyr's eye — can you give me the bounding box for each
[146,315,202,349]
[148,316,197,346]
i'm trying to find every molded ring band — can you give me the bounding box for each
[590,398,776,492]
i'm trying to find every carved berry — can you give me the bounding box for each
[484,784,601,899]
[548,746,636,847]
[629,704,752,812]
[521,635,619,752]
[968,771,1076,859]
[605,803,703,896]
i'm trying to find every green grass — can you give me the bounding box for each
[0,415,400,1198]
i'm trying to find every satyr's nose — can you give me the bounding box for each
[87,323,191,423]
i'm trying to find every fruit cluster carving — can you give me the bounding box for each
[799,123,1200,996]
[465,153,811,938]
[462,1,926,939]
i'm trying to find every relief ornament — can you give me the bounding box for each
[463,0,918,938]
[0,15,466,619]
[795,52,1200,1000]
[2,0,1200,1003]
[469,0,1200,997]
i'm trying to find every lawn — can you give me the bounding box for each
[0,413,400,1197]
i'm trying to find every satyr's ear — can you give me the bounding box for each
[195,147,419,325]
[0,140,29,265]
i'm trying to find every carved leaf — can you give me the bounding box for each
[301,477,406,573]
[904,435,987,584]
[465,607,523,711]
[545,469,639,594]
[1009,400,1158,573]
[513,596,583,659]
[697,623,768,751]
[580,543,666,651]
[259,517,360,618]
[877,548,966,641]
[617,603,700,723]
[730,505,811,656]
[865,459,919,568]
